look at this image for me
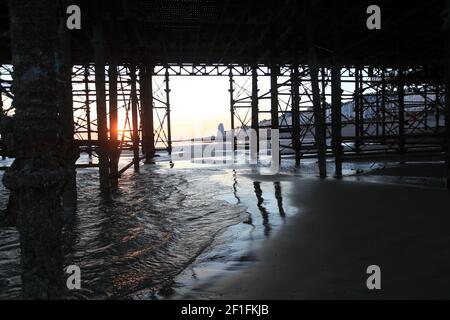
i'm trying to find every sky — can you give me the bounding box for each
[168,76,231,140]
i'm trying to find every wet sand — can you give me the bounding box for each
[184,174,450,299]
[2,154,449,299]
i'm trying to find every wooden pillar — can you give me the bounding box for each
[130,65,140,171]
[291,66,301,167]
[251,65,259,154]
[165,68,172,155]
[108,59,119,186]
[4,0,65,298]
[398,68,406,154]
[92,25,111,195]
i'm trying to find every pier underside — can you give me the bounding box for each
[0,0,449,299]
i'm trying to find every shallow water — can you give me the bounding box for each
[0,150,444,299]
[0,154,253,299]
[0,150,303,299]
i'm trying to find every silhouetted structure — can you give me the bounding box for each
[0,0,449,298]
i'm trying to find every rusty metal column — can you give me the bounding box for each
[93,25,111,195]
[291,66,301,167]
[398,68,406,154]
[165,68,172,155]
[130,66,140,171]
[108,59,119,187]
[4,0,65,298]
[251,65,259,154]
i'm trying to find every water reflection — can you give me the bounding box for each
[253,182,272,237]
[274,182,286,219]
[232,170,241,204]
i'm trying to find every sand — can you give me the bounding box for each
[184,175,450,299]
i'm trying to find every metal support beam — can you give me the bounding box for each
[229,67,236,151]
[381,69,387,138]
[140,63,155,163]
[270,63,279,164]
[271,64,279,131]
[320,68,328,141]
[84,65,93,163]
[435,86,441,133]
[130,65,140,171]
[93,25,111,195]
[354,67,361,153]
[304,0,326,177]
[398,68,406,154]
[165,68,172,155]
[331,65,342,178]
[358,69,364,147]
[0,95,4,159]
[444,0,450,189]
[307,40,327,177]
[251,65,259,154]
[147,64,155,158]
[424,85,429,130]
[108,59,119,186]
[331,14,343,178]
[291,66,301,167]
